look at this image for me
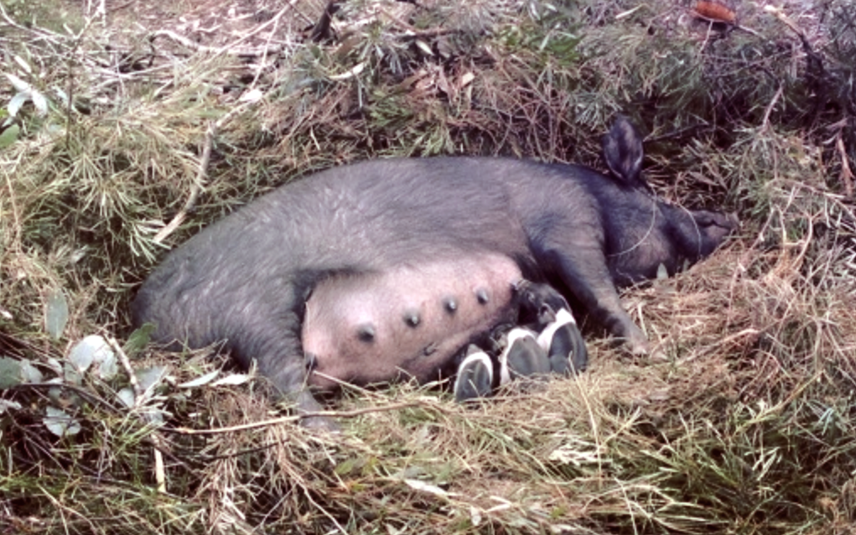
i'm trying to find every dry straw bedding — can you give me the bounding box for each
[1,0,855,533]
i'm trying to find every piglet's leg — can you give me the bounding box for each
[543,246,649,355]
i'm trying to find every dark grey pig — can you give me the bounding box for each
[131,116,736,423]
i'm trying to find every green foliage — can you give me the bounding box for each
[1,0,855,533]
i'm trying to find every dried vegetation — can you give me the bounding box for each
[1,0,855,533]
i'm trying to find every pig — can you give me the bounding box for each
[301,252,522,390]
[514,280,588,376]
[453,346,495,402]
[130,115,736,426]
[497,327,551,385]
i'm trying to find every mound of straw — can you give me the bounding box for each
[1,0,854,533]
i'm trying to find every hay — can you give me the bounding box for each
[1,0,855,533]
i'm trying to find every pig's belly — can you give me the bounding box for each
[302,252,522,389]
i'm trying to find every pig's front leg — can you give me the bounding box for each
[541,244,649,355]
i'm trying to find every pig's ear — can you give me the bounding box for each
[602,115,650,192]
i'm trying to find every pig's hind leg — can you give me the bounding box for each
[229,303,336,430]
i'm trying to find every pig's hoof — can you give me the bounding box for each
[454,349,494,402]
[292,390,341,433]
[300,414,342,433]
[547,321,588,376]
[627,338,650,356]
[499,328,550,384]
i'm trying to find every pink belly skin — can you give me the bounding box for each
[302,252,522,389]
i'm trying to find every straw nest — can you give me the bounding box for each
[1,0,854,533]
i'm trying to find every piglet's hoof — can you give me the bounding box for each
[625,333,650,357]
[536,308,588,377]
[454,346,494,403]
[499,328,550,384]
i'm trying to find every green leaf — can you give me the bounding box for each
[44,406,81,437]
[0,124,19,149]
[0,357,24,389]
[45,290,69,340]
[123,323,155,357]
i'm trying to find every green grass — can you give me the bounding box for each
[1,0,855,533]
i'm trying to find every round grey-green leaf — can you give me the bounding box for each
[44,406,81,437]
[20,359,43,383]
[68,335,116,379]
[117,387,135,408]
[0,357,24,389]
[45,290,69,340]
[136,366,167,394]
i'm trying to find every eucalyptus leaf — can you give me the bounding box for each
[145,410,165,425]
[136,366,167,393]
[0,357,23,389]
[30,88,48,116]
[44,406,81,437]
[0,124,19,149]
[13,55,33,74]
[63,362,83,386]
[68,335,114,375]
[469,506,482,527]
[98,351,117,380]
[53,86,69,106]
[117,387,135,408]
[4,73,30,93]
[177,369,219,389]
[415,40,433,56]
[45,357,63,375]
[20,359,43,383]
[8,92,28,118]
[45,290,69,340]
[403,479,456,497]
[68,336,98,373]
[211,374,251,387]
[0,399,22,414]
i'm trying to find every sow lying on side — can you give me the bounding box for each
[131,116,736,420]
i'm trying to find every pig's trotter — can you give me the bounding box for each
[454,346,494,402]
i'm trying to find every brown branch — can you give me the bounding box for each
[153,99,256,243]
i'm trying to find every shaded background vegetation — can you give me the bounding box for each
[1,0,855,533]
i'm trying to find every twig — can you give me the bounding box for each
[835,131,854,197]
[761,85,784,131]
[0,3,65,40]
[110,335,142,400]
[153,98,258,243]
[150,30,284,57]
[165,401,434,435]
[107,335,167,493]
